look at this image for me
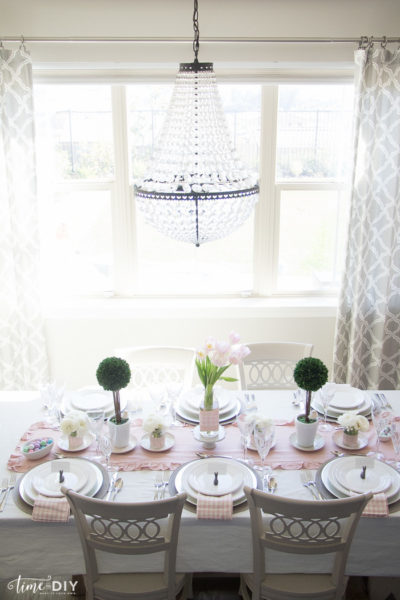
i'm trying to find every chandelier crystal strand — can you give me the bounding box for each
[134,0,259,246]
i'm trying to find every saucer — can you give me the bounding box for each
[332,429,369,450]
[289,432,325,452]
[140,432,175,452]
[111,435,137,454]
[57,433,95,452]
[193,425,226,443]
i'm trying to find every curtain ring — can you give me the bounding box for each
[19,35,27,51]
[381,36,387,49]
[368,36,374,49]
[358,36,368,50]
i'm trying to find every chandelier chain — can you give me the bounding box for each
[192,0,200,62]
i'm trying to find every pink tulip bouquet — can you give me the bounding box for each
[195,332,250,410]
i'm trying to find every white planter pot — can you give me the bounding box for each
[295,415,319,448]
[108,417,130,448]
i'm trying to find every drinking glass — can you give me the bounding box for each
[253,424,276,490]
[87,410,104,455]
[236,413,254,463]
[318,384,335,432]
[41,382,65,427]
[369,404,393,460]
[166,382,184,427]
[98,435,112,471]
[390,421,400,470]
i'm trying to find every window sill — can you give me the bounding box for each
[43,296,338,320]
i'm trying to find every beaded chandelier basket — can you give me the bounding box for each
[134,1,259,247]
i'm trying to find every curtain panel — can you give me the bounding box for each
[0,47,49,389]
[333,46,400,390]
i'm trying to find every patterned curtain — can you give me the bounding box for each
[0,47,49,389]
[333,45,400,390]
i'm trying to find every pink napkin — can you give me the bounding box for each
[362,492,389,517]
[196,493,233,520]
[32,495,70,522]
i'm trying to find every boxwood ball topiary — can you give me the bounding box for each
[96,357,131,391]
[293,357,328,392]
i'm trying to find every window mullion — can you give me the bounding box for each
[111,85,138,296]
[253,85,278,296]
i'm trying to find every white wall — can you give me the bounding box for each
[3,0,399,389]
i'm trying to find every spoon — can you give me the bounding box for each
[196,452,233,460]
[267,477,277,493]
[111,478,123,501]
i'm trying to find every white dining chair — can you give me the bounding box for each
[63,488,192,600]
[113,346,196,391]
[240,486,372,600]
[238,342,313,390]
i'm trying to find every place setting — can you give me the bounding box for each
[311,384,372,423]
[61,386,128,420]
[176,385,241,426]
[315,454,400,512]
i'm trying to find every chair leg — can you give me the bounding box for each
[239,575,252,600]
[182,573,193,599]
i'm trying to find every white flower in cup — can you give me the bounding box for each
[143,414,167,438]
[250,414,274,433]
[337,411,369,435]
[60,410,89,437]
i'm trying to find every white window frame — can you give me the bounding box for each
[33,77,353,300]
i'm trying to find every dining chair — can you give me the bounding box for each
[113,346,196,391]
[240,486,372,600]
[238,342,313,390]
[63,488,192,600]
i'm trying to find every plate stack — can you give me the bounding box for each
[62,387,127,419]
[17,458,105,510]
[312,387,371,421]
[320,456,400,505]
[170,457,259,507]
[176,387,240,425]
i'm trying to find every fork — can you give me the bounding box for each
[161,471,169,499]
[153,472,163,500]
[304,469,324,500]
[378,393,393,410]
[0,479,8,506]
[0,473,16,512]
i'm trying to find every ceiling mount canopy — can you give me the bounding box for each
[134,0,259,247]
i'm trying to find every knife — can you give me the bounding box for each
[106,472,118,501]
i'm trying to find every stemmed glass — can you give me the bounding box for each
[318,384,335,432]
[41,382,65,427]
[98,435,112,471]
[253,424,276,490]
[87,410,104,456]
[369,404,393,460]
[236,413,254,464]
[166,382,184,428]
[390,420,400,471]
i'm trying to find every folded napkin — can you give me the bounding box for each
[196,493,233,520]
[362,492,389,518]
[32,495,70,522]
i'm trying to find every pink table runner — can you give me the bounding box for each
[7,420,397,473]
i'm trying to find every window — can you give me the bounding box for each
[33,81,353,299]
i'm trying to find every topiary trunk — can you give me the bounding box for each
[113,390,121,424]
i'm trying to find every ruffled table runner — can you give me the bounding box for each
[7,420,397,473]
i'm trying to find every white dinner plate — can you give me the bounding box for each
[312,394,371,419]
[177,395,237,420]
[188,460,244,496]
[177,458,256,507]
[71,388,111,411]
[331,456,393,495]
[140,432,175,452]
[176,399,240,425]
[327,387,365,410]
[321,457,400,504]
[20,458,103,506]
[57,432,95,452]
[32,462,87,497]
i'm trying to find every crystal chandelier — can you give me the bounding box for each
[134,0,259,247]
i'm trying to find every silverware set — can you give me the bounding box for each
[106,473,123,501]
[300,470,324,500]
[153,472,169,500]
[0,473,16,512]
[374,392,392,410]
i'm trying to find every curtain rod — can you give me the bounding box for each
[1,35,400,45]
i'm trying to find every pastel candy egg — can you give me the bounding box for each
[46,439,53,445]
[23,447,29,453]
[40,441,46,447]
[28,443,35,450]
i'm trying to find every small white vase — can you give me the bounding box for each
[150,434,165,450]
[295,415,319,448]
[68,435,83,450]
[343,431,359,448]
[108,416,130,448]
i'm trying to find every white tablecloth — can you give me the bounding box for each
[1,390,400,580]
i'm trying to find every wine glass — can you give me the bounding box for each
[369,404,393,460]
[318,384,335,432]
[166,382,184,427]
[87,410,104,455]
[236,413,254,463]
[98,435,112,471]
[253,424,276,490]
[390,421,400,471]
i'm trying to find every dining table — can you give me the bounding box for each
[1,388,400,590]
